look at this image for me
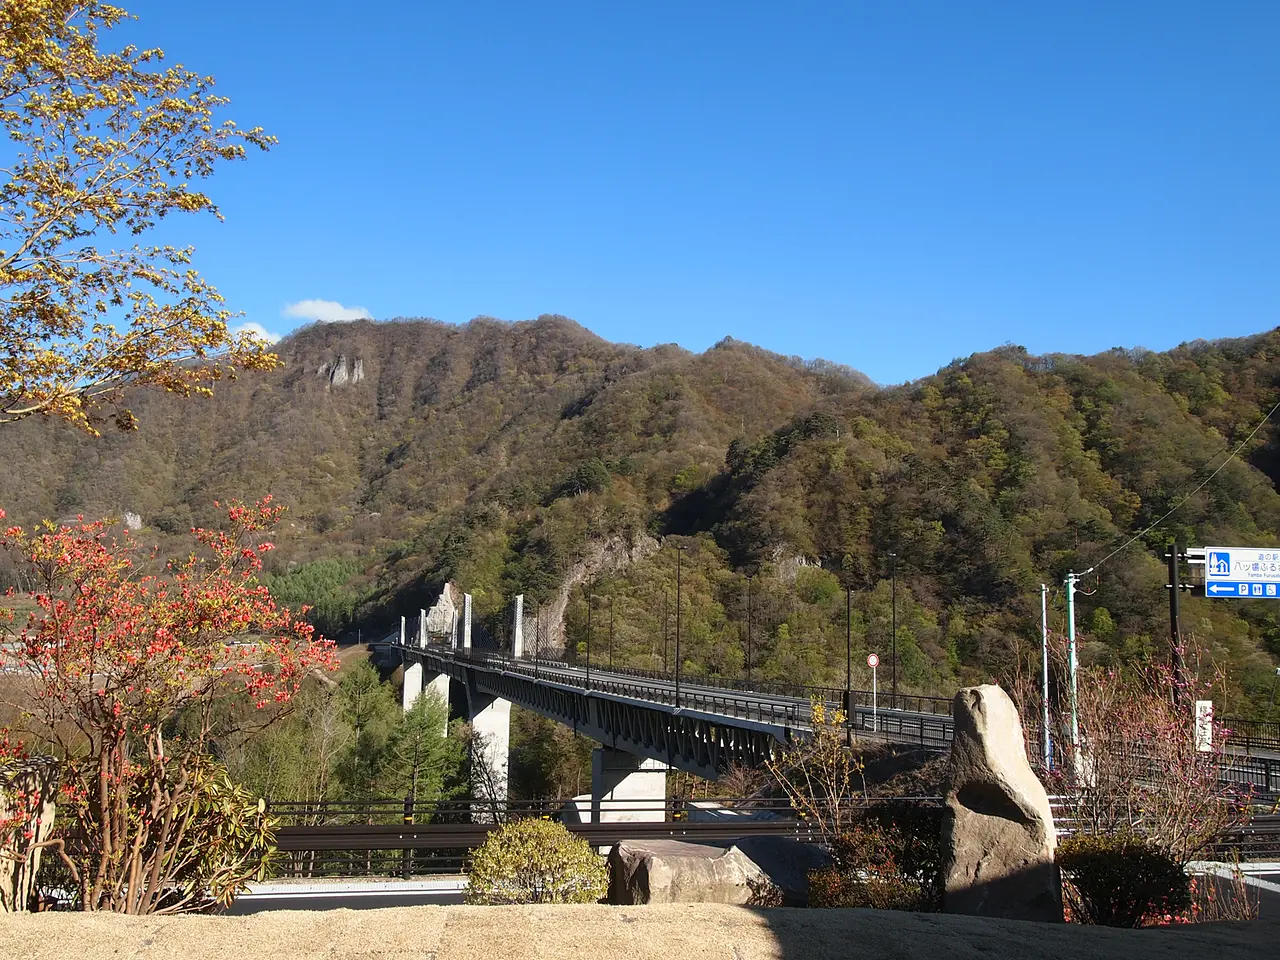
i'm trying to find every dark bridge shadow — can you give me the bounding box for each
[743,858,1272,960]
[746,901,1270,960]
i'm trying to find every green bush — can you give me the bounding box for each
[465,819,608,905]
[808,804,943,910]
[1057,833,1191,927]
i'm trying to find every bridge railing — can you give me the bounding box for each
[430,645,953,718]
[470,651,809,726]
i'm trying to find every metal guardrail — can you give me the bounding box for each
[1219,753,1280,797]
[275,818,818,853]
[1208,814,1280,861]
[267,794,1280,879]
[1225,718,1280,754]
[265,796,799,826]
[267,796,820,878]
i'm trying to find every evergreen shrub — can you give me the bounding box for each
[465,819,608,905]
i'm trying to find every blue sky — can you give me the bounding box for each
[123,1,1279,384]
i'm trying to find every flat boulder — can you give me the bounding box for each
[729,835,831,906]
[942,684,1062,922]
[607,839,769,905]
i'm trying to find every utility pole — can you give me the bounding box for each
[675,544,687,709]
[1041,584,1051,770]
[889,552,898,710]
[1064,571,1081,776]
[845,584,853,745]
[1167,543,1185,700]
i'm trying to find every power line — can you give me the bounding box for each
[1081,398,1280,576]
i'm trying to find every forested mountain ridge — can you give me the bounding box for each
[2,316,1279,713]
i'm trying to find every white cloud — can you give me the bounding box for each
[233,321,281,345]
[282,298,373,324]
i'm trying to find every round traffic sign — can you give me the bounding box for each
[867,653,879,668]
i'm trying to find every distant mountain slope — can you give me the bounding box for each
[2,318,1277,712]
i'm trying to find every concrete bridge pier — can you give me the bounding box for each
[468,689,511,821]
[402,661,423,711]
[401,659,451,735]
[590,747,669,823]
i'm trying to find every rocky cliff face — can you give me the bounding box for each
[317,355,365,388]
[532,533,663,651]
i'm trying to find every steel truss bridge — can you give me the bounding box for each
[399,639,955,780]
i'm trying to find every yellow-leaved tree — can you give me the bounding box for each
[0,0,277,433]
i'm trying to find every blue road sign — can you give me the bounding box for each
[1205,582,1280,597]
[1203,546,1280,599]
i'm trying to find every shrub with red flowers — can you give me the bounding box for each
[0,497,337,913]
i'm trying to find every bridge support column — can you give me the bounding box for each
[590,748,668,823]
[426,671,450,709]
[512,594,524,658]
[402,662,423,712]
[468,692,510,821]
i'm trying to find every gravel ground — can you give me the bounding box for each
[2,904,1273,960]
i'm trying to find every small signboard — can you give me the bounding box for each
[1195,700,1214,752]
[867,653,879,668]
[1203,547,1280,599]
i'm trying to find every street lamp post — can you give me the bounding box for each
[609,596,615,671]
[585,580,593,691]
[745,575,753,686]
[675,544,687,709]
[889,552,898,710]
[662,588,669,673]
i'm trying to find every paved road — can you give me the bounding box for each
[225,880,466,914]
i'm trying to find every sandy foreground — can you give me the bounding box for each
[2,905,1274,960]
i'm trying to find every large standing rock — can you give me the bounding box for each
[942,685,1062,922]
[607,839,770,904]
[0,757,58,913]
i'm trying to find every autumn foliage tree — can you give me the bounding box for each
[0,497,337,912]
[0,0,277,433]
[765,699,865,843]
